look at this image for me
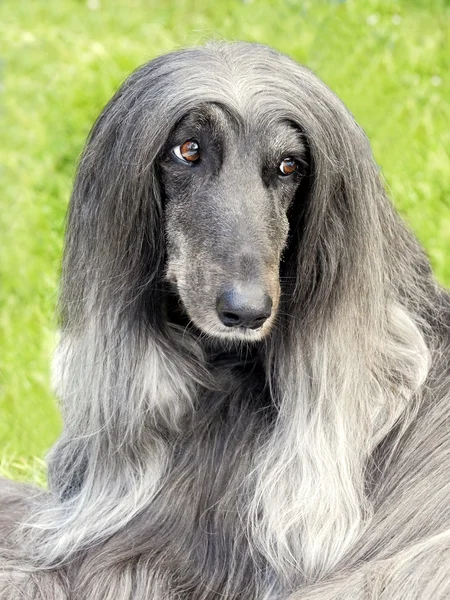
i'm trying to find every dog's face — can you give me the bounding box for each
[160,104,307,341]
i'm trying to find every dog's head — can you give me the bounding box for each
[160,104,308,341]
[64,42,384,346]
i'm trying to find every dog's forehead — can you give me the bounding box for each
[172,103,304,153]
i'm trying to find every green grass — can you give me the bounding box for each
[1,0,449,483]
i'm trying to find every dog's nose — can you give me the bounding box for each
[216,287,273,330]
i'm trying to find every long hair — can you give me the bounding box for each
[2,42,450,600]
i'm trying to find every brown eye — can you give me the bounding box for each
[173,139,200,163]
[279,157,298,176]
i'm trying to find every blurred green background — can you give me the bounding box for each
[1,0,449,484]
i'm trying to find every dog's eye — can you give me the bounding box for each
[279,158,298,176]
[173,140,201,163]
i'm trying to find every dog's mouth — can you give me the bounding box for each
[165,280,278,342]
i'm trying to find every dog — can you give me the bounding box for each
[1,41,450,599]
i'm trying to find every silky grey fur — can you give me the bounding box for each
[1,42,450,599]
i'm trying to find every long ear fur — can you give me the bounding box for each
[36,52,221,564]
[250,58,434,583]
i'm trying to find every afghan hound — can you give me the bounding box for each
[1,41,450,600]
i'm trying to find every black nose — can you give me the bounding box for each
[216,286,273,330]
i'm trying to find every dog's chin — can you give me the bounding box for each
[172,303,273,343]
[166,284,275,343]
[167,281,276,343]
[201,323,273,343]
[184,310,276,343]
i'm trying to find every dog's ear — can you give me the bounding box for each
[61,76,169,332]
[275,81,390,327]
